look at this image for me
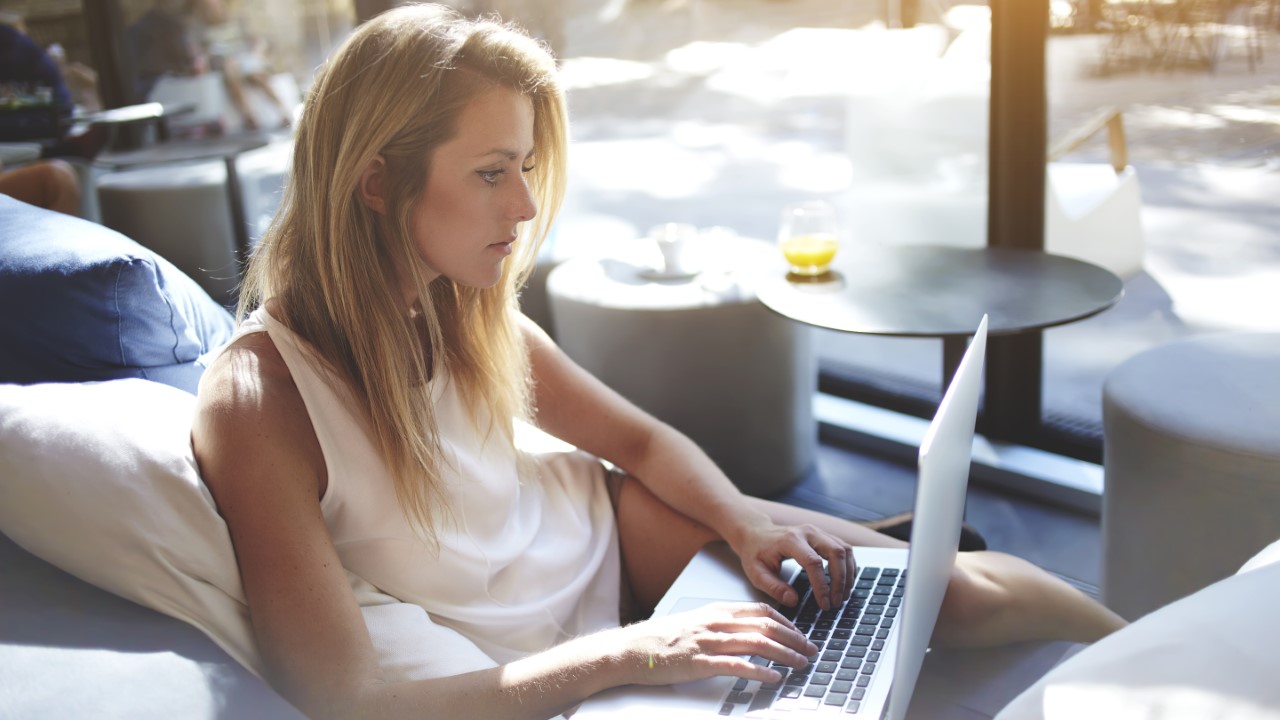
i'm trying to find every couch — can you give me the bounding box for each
[0,194,303,718]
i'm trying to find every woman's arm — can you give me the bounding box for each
[193,333,813,720]
[520,315,853,610]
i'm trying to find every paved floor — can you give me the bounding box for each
[541,0,1280,430]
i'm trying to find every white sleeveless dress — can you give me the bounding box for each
[233,306,622,673]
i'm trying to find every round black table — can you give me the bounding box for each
[95,134,273,268]
[755,244,1124,394]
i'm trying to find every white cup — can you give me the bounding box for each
[650,222,698,274]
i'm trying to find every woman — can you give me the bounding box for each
[192,5,1124,719]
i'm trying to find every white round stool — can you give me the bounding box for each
[547,236,816,497]
[97,160,237,304]
[1102,332,1280,620]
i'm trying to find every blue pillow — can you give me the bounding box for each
[0,194,234,393]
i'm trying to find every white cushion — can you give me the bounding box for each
[0,380,259,669]
[0,379,497,683]
[995,540,1280,719]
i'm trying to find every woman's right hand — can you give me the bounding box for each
[611,602,817,687]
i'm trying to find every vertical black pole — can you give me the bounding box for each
[84,0,148,150]
[984,0,1048,441]
[83,0,134,107]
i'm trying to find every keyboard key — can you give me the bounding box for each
[832,629,852,639]
[811,673,833,686]
[852,688,866,700]
[847,647,867,659]
[825,693,848,706]
[861,663,877,675]
[885,608,898,618]
[856,676,871,688]
[748,688,778,713]
[877,628,891,640]
[889,598,901,607]
[836,669,858,681]
[867,651,880,663]
[817,661,838,674]
[718,702,733,715]
[831,680,854,694]
[881,618,894,629]
[727,691,753,704]
[821,650,842,662]
[840,657,862,670]
[827,639,849,650]
[855,626,876,636]
[859,567,881,578]
[780,686,802,698]
[803,685,827,698]
[845,700,862,713]
[733,678,748,691]
[851,637,871,647]
[882,568,899,576]
[872,640,885,651]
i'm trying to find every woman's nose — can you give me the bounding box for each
[510,177,537,222]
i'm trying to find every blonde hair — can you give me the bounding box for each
[237,3,567,542]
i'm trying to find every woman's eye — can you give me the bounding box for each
[478,169,503,186]
[521,162,536,174]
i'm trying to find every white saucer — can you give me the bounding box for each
[638,264,701,281]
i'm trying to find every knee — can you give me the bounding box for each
[933,555,1014,645]
[44,160,79,190]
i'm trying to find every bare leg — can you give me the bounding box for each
[0,160,81,216]
[220,57,259,131]
[744,496,1127,647]
[246,72,292,126]
[610,471,1125,646]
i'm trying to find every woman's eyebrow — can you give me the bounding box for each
[474,148,536,161]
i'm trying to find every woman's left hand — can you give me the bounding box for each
[728,519,855,612]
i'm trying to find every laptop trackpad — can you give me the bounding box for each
[669,597,731,614]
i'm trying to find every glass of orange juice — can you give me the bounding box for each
[778,200,839,276]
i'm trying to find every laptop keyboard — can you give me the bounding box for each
[719,566,906,716]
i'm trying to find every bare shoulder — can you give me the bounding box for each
[193,331,327,502]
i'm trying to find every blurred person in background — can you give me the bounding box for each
[188,0,292,131]
[0,13,103,160]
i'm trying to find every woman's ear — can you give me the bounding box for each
[359,154,388,214]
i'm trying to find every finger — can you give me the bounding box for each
[696,654,786,683]
[824,541,849,609]
[716,606,816,656]
[744,563,798,608]
[797,551,830,611]
[844,544,858,601]
[702,631,812,670]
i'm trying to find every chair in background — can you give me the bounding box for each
[148,72,300,137]
[1046,106,1145,279]
[842,30,1146,280]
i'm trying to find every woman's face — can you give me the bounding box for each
[407,87,537,291]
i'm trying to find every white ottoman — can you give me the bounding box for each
[96,160,237,305]
[547,237,816,497]
[1102,332,1280,621]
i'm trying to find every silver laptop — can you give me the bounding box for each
[575,315,988,720]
